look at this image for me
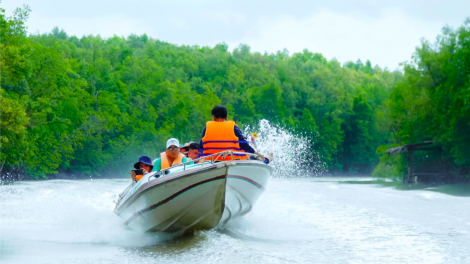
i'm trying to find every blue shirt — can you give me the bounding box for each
[199,125,255,153]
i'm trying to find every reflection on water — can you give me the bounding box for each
[331,177,470,197]
[1,178,470,263]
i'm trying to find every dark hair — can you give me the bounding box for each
[211,106,227,119]
[188,143,199,150]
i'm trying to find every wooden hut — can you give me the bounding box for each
[385,141,443,183]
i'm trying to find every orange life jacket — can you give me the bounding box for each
[135,167,152,181]
[202,121,248,161]
[160,152,185,169]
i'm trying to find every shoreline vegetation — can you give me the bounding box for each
[1,5,469,182]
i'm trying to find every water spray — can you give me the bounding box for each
[244,119,326,178]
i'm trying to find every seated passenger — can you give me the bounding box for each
[153,138,192,171]
[181,142,193,157]
[199,105,272,163]
[187,142,201,163]
[179,144,187,156]
[181,143,189,157]
[130,155,154,181]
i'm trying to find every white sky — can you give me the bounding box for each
[2,0,469,70]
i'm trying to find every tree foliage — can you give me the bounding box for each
[374,20,470,179]
[1,5,408,178]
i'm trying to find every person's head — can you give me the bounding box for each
[187,143,200,160]
[211,106,227,122]
[179,145,186,154]
[166,138,180,159]
[133,155,153,172]
[181,142,192,157]
[182,143,190,151]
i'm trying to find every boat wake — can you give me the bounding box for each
[218,227,320,246]
[0,179,177,247]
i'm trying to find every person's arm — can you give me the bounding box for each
[199,127,206,155]
[234,126,272,163]
[234,126,255,153]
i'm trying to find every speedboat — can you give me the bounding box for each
[113,151,272,233]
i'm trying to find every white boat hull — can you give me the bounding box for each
[220,162,270,226]
[114,160,271,233]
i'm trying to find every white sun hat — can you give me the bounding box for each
[166,138,180,148]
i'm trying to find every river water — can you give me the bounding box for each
[1,178,469,264]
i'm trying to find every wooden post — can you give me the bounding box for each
[403,166,407,184]
[407,148,414,183]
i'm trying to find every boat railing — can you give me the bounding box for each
[148,151,260,181]
[115,151,261,203]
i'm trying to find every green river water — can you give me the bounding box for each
[1,177,469,263]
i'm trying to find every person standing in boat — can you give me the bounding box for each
[199,106,272,163]
[152,138,192,171]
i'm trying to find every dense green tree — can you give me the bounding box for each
[374,19,470,179]
[7,4,451,179]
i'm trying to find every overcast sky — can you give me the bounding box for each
[3,0,469,69]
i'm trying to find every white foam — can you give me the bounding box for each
[244,119,326,177]
[0,180,172,247]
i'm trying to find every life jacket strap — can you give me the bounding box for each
[202,140,248,144]
[198,153,249,157]
[203,147,242,150]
